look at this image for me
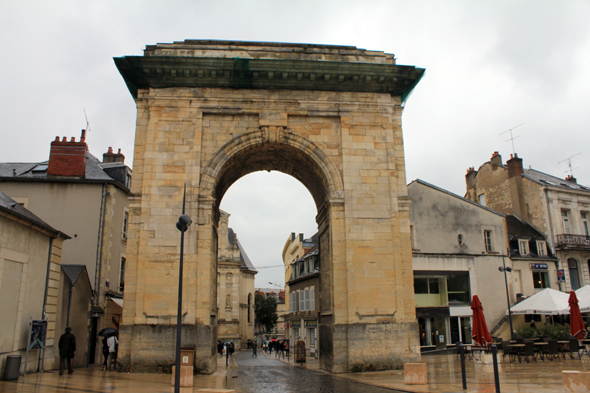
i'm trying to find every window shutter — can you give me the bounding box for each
[310,286,315,311]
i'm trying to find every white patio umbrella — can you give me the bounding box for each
[575,285,590,313]
[508,288,570,315]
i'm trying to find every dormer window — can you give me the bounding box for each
[518,240,529,256]
[537,241,547,257]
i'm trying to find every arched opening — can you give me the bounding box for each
[568,258,581,290]
[200,132,343,367]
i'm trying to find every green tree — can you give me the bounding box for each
[255,293,278,333]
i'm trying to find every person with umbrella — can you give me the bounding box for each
[99,327,119,371]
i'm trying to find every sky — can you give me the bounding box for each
[1,1,589,288]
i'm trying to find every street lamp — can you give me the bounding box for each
[498,254,514,341]
[174,185,191,393]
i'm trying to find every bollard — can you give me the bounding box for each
[459,344,467,390]
[491,344,500,393]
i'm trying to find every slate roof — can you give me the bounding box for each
[523,168,589,192]
[505,215,544,239]
[228,228,257,272]
[0,152,128,188]
[0,190,68,237]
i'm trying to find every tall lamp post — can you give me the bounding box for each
[498,253,514,341]
[174,185,191,393]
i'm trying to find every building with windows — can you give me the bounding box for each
[284,246,319,358]
[465,152,590,293]
[408,180,507,349]
[216,210,257,349]
[0,130,132,364]
[282,232,318,314]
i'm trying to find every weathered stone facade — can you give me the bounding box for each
[465,152,590,294]
[116,40,423,373]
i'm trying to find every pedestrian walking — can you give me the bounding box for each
[58,327,76,375]
[252,341,257,357]
[107,333,118,371]
[217,340,224,356]
[101,337,109,371]
[229,342,235,356]
[225,342,230,366]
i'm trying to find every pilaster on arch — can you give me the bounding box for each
[198,126,344,209]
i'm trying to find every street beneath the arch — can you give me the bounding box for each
[231,350,394,393]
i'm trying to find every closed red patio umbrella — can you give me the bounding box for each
[471,295,492,346]
[569,291,587,339]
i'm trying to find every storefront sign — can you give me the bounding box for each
[304,320,317,328]
[557,269,566,282]
[530,263,548,270]
[290,320,301,327]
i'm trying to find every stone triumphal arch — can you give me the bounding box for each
[115,40,424,373]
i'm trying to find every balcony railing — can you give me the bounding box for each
[556,234,590,249]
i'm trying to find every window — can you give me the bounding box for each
[562,210,571,234]
[119,256,126,293]
[299,290,305,311]
[582,213,589,236]
[457,234,464,246]
[484,230,493,252]
[122,208,129,241]
[568,258,581,290]
[536,241,547,257]
[248,294,252,322]
[290,291,298,312]
[532,271,549,289]
[478,194,486,206]
[446,275,470,306]
[518,240,529,256]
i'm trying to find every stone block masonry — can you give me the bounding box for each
[115,40,423,374]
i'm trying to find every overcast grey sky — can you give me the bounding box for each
[1,1,588,287]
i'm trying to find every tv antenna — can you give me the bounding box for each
[559,153,582,177]
[83,108,91,133]
[268,281,284,289]
[500,123,524,156]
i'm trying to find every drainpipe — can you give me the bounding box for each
[40,234,58,373]
[90,183,108,366]
[543,187,560,291]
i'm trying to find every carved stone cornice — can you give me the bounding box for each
[115,56,424,101]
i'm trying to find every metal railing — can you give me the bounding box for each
[556,234,590,248]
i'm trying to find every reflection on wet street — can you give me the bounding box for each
[233,351,396,393]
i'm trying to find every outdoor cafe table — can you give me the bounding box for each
[508,343,525,361]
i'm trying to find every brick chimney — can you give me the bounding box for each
[102,147,125,163]
[490,151,502,167]
[465,167,477,190]
[47,129,88,177]
[506,153,523,178]
[565,175,577,183]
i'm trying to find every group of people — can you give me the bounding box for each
[217,340,235,366]
[101,333,119,371]
[264,339,289,359]
[58,327,119,375]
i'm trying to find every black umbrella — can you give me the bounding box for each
[98,327,118,337]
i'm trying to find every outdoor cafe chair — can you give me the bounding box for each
[501,340,517,363]
[567,337,582,359]
[515,336,525,344]
[518,340,537,363]
[542,340,559,361]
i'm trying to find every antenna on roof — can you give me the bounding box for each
[499,123,524,156]
[559,153,582,177]
[83,108,91,133]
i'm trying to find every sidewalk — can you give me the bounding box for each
[265,349,588,392]
[0,355,233,393]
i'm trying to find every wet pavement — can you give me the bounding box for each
[1,349,588,392]
[232,350,393,393]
